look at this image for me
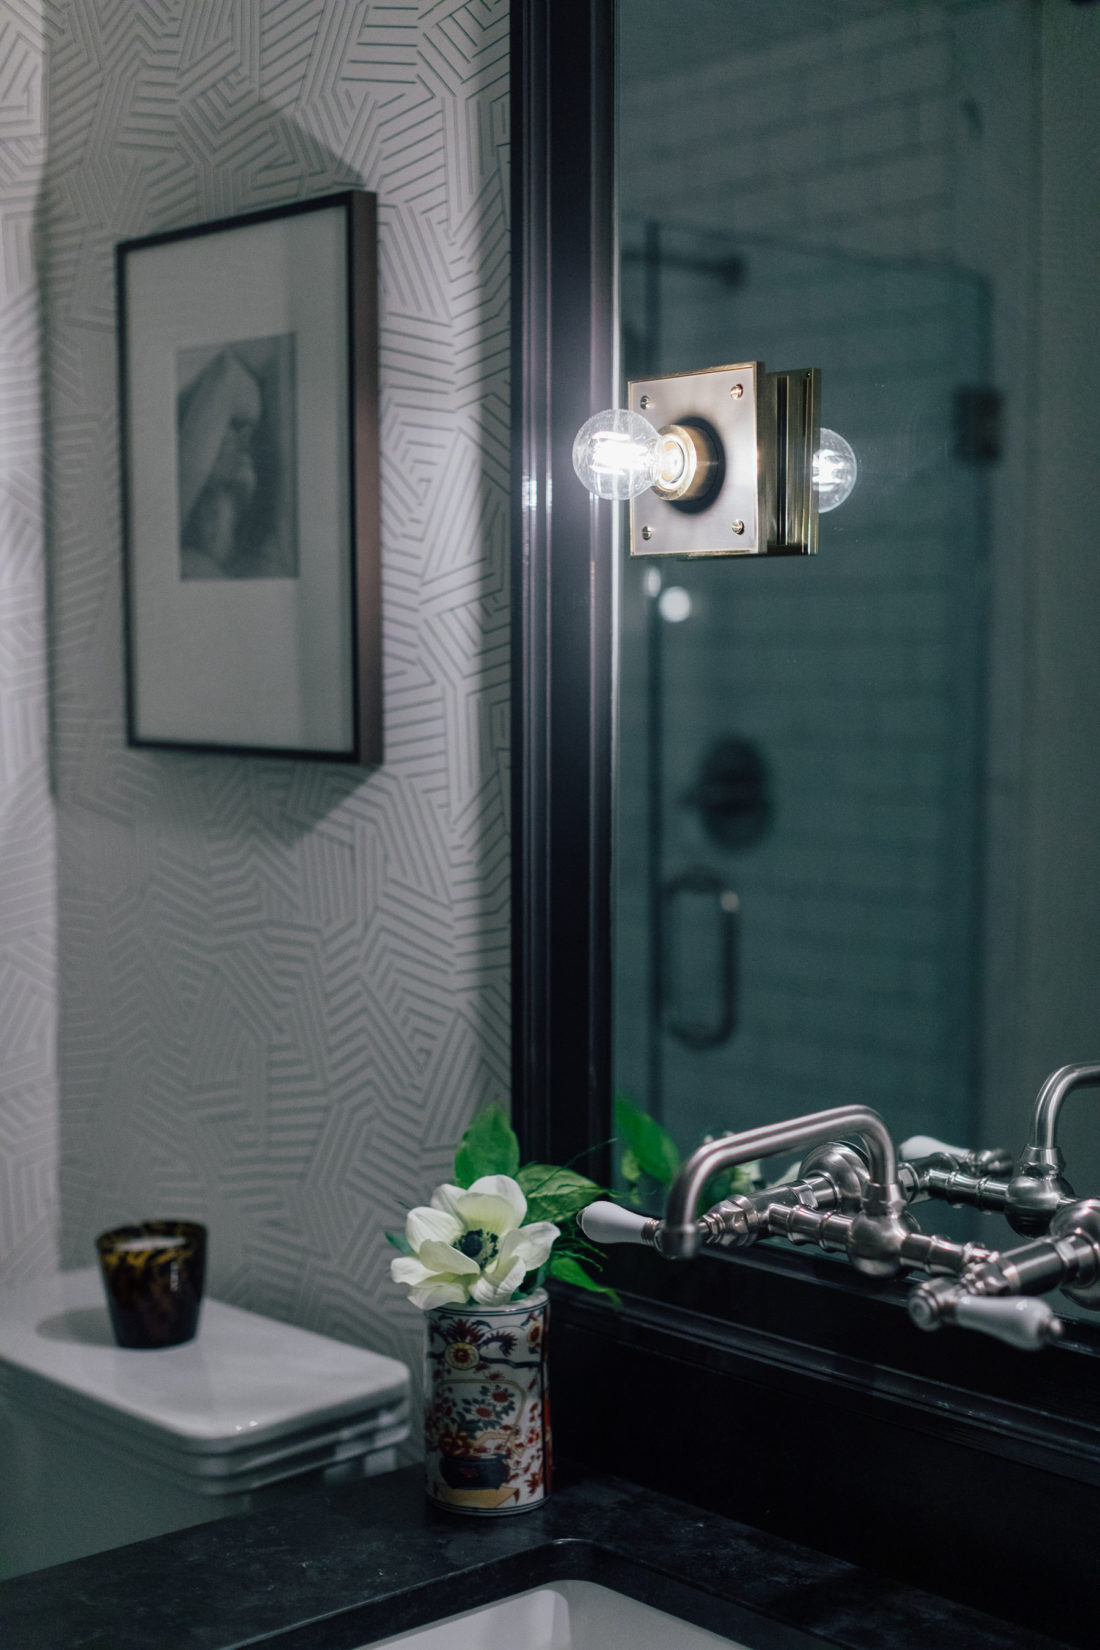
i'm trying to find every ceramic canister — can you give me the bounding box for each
[423,1287,550,1514]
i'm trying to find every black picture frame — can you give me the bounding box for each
[117,190,381,764]
[510,3,1100,1641]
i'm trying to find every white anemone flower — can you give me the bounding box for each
[390,1175,560,1310]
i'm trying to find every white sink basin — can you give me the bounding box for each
[363,1580,750,1649]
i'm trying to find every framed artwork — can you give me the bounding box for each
[116,190,381,762]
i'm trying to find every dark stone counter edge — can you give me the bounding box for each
[0,1465,1075,1650]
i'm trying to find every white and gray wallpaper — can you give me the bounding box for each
[0,0,58,1284]
[1,0,510,1397]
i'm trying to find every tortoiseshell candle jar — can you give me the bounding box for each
[95,1221,207,1349]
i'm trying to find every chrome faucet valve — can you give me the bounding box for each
[1048,1197,1100,1309]
[1004,1149,1076,1237]
[697,1187,791,1250]
[700,1142,873,1252]
[897,1135,1015,1213]
[1004,1063,1100,1235]
[967,1146,1017,1178]
[907,1197,1100,1349]
[904,1158,1011,1215]
[796,1141,869,1213]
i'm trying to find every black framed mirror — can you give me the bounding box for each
[511,3,1099,1640]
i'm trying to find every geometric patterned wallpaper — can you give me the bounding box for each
[0,0,58,1285]
[28,0,509,1412]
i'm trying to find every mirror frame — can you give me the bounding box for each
[510,0,616,1176]
[510,2,1100,1633]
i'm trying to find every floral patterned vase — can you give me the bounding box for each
[424,1288,550,1515]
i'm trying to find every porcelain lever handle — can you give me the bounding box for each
[579,1202,656,1246]
[910,1289,1064,1351]
[953,1295,1063,1350]
[900,1135,969,1161]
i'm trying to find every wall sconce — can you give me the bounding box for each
[572,362,856,558]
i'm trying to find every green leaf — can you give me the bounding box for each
[453,1104,520,1187]
[702,1163,754,1207]
[517,1163,605,1225]
[620,1146,642,1185]
[614,1095,681,1186]
[384,1230,412,1257]
[548,1251,621,1308]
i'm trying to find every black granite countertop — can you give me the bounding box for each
[0,1465,1074,1650]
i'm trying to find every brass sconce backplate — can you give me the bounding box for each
[628,363,760,558]
[628,361,821,559]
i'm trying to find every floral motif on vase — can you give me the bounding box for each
[424,1290,550,1514]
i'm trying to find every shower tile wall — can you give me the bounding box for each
[622,4,959,264]
[616,3,1018,1150]
[20,0,510,1410]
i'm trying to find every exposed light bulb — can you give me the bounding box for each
[572,407,663,500]
[813,427,858,512]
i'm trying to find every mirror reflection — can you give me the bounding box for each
[612,0,1100,1278]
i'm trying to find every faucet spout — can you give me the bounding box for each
[1029,1063,1100,1153]
[661,1104,900,1259]
[1001,1063,1100,1235]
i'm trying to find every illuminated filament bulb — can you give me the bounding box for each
[813,428,858,512]
[572,408,663,500]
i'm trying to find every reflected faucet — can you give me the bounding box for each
[1003,1063,1100,1234]
[579,1062,1100,1353]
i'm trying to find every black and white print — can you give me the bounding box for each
[177,333,297,581]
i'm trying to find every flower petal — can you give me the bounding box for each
[471,1256,526,1306]
[408,1278,471,1310]
[466,1175,527,1226]
[390,1255,434,1286]
[406,1205,462,1252]
[418,1239,481,1277]
[454,1191,523,1239]
[429,1183,467,1219]
[497,1221,560,1272]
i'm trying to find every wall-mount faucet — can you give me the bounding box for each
[657,1104,911,1276]
[579,1063,1100,1354]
